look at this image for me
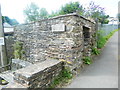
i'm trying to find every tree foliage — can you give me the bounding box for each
[59,2,84,15]
[23,1,109,24]
[23,2,40,22]
[85,1,109,24]
[48,2,84,18]
[23,2,49,22]
[39,8,48,19]
[48,11,59,18]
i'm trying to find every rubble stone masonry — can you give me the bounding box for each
[14,13,96,71]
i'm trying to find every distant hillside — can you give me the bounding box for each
[2,16,19,26]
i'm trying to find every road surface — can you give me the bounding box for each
[67,32,118,88]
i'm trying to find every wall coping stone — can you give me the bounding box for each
[12,59,32,68]
[13,59,62,81]
[15,13,95,27]
[48,13,95,23]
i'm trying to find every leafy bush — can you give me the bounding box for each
[82,56,91,65]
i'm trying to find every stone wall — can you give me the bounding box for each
[14,13,96,71]
[6,59,63,88]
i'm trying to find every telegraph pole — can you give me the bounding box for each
[0,5,8,71]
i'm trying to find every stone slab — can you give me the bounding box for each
[13,59,62,80]
[52,24,65,32]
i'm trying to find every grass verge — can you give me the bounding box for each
[97,29,119,49]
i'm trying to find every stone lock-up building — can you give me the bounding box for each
[0,13,97,88]
[14,13,96,72]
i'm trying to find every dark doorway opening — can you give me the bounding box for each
[83,26,90,42]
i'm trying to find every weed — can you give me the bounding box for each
[82,56,91,65]
[92,47,100,55]
[49,68,72,88]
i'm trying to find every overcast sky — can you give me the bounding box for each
[0,0,119,23]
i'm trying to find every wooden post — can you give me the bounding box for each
[0,5,9,72]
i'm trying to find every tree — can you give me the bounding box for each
[48,11,59,18]
[85,1,109,24]
[23,2,40,22]
[59,2,84,15]
[99,15,109,24]
[39,8,48,19]
[24,3,49,22]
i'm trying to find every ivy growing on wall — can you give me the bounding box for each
[13,41,25,59]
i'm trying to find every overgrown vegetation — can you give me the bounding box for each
[97,29,119,49]
[82,56,91,65]
[13,41,25,59]
[49,68,73,88]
